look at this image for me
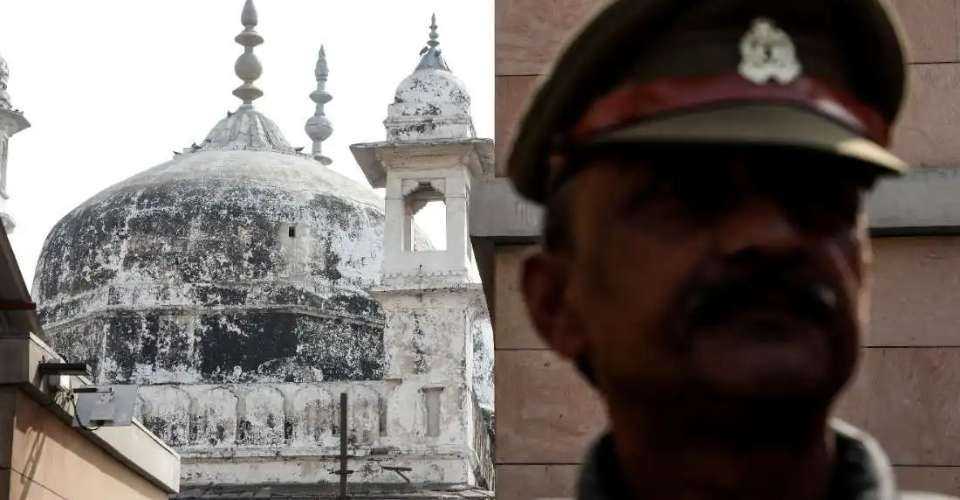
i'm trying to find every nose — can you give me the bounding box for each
[715,196,806,258]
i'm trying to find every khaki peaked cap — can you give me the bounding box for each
[507,0,909,204]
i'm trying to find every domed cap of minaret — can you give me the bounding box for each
[385,14,476,142]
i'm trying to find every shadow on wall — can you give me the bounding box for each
[17,422,48,500]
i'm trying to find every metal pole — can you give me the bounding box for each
[339,392,348,500]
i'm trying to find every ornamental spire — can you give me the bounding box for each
[232,0,264,106]
[428,13,440,49]
[305,46,333,165]
[416,13,450,72]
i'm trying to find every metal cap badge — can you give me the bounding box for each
[739,18,803,85]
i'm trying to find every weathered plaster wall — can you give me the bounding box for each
[379,289,494,407]
[375,286,495,490]
[137,383,383,453]
[387,69,475,142]
[134,379,483,487]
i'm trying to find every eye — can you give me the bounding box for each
[753,156,870,235]
[621,169,682,212]
[620,167,729,232]
[781,182,863,234]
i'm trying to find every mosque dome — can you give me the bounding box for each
[31,3,407,387]
[385,15,476,142]
[34,150,389,386]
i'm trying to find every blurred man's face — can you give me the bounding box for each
[524,149,875,409]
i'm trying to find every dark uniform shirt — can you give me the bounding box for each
[577,420,956,500]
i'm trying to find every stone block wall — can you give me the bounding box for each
[493,1,960,498]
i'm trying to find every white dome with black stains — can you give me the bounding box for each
[33,138,392,385]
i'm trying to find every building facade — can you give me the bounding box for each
[486,1,960,499]
[30,1,494,497]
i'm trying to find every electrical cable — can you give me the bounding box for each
[68,391,102,432]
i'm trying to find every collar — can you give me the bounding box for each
[578,419,897,500]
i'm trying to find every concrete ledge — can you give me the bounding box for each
[92,419,181,494]
[469,179,543,310]
[470,178,543,242]
[868,167,960,235]
[351,139,495,189]
[469,168,960,241]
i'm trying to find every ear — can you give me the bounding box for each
[522,252,588,362]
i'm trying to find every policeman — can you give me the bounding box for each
[509,1,956,499]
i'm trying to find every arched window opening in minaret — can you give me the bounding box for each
[403,182,447,252]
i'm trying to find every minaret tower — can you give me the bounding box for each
[351,14,496,489]
[0,53,30,234]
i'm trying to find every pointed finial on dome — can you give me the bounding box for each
[232,0,264,106]
[416,13,450,72]
[428,14,440,49]
[305,46,333,165]
[316,46,329,79]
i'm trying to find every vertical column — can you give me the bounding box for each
[0,132,9,233]
[0,132,8,198]
[445,169,473,274]
[382,173,406,275]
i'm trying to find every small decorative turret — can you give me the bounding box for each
[232,0,264,106]
[0,52,30,234]
[383,14,475,142]
[305,46,333,165]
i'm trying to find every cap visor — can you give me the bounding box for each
[587,103,908,175]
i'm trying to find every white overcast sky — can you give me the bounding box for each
[0,0,494,288]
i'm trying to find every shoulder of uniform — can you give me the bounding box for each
[901,492,959,500]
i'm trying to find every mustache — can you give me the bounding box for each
[678,267,845,335]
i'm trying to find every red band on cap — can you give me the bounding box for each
[571,74,891,146]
